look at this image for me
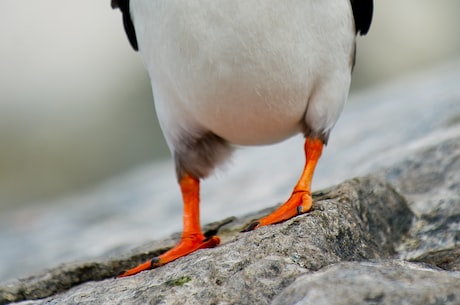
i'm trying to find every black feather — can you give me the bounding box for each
[350,0,374,35]
[111,0,138,51]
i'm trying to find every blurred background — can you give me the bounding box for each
[0,0,460,213]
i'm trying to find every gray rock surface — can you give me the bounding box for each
[1,60,460,304]
[378,129,460,270]
[272,260,460,305]
[1,176,415,304]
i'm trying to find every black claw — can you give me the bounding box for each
[150,257,161,268]
[204,217,236,238]
[204,230,217,239]
[116,271,125,278]
[296,206,303,215]
[242,221,259,232]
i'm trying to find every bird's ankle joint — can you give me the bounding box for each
[292,189,311,196]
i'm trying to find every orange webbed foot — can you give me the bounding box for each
[243,137,323,232]
[243,190,312,231]
[119,173,220,278]
[118,234,220,277]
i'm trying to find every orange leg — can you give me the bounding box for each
[119,173,220,277]
[244,137,323,231]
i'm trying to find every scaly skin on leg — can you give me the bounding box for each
[119,173,220,278]
[244,137,323,231]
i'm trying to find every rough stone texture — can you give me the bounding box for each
[1,176,414,304]
[375,127,460,272]
[1,61,460,304]
[272,260,460,305]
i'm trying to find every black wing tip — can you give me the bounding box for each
[352,0,374,36]
[112,0,139,51]
[111,0,119,9]
[123,16,139,51]
[359,1,373,36]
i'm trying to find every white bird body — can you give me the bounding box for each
[112,0,373,277]
[130,0,355,147]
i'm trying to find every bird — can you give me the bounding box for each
[112,0,373,277]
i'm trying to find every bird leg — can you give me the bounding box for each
[119,173,220,277]
[244,137,323,231]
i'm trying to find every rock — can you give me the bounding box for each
[0,176,415,305]
[271,260,460,305]
[375,127,460,271]
[411,248,460,272]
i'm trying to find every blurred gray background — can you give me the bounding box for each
[1,0,459,213]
